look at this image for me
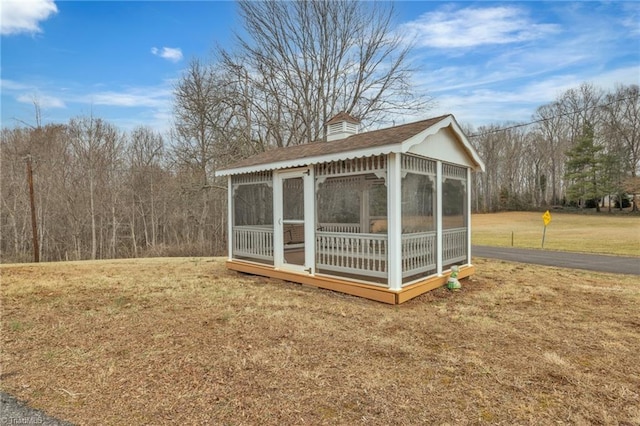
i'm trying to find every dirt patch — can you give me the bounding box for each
[1,257,639,425]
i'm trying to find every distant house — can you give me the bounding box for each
[215,113,486,304]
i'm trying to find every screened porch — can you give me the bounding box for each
[217,113,484,303]
[230,154,470,287]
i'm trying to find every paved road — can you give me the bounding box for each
[1,392,73,426]
[473,245,639,276]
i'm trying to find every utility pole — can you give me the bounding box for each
[26,155,40,262]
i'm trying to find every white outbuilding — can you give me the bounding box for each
[215,113,485,304]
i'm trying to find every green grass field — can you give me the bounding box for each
[472,211,640,256]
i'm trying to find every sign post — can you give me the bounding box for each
[541,210,552,248]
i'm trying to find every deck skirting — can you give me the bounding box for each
[226,259,475,304]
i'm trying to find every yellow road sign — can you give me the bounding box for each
[542,210,552,226]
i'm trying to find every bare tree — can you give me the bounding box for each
[1,128,31,261]
[174,59,222,185]
[67,115,122,260]
[469,125,506,212]
[533,101,571,205]
[602,84,640,211]
[220,0,429,149]
[127,126,165,255]
[171,59,236,254]
[558,83,604,148]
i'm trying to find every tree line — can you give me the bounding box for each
[469,83,639,213]
[2,1,427,262]
[2,116,228,262]
[1,1,638,263]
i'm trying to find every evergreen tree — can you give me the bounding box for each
[565,123,605,211]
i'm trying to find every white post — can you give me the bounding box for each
[436,161,443,276]
[466,167,472,266]
[227,176,233,261]
[304,167,315,274]
[387,153,402,290]
[273,172,284,268]
[360,178,369,234]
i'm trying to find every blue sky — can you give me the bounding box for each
[1,1,639,134]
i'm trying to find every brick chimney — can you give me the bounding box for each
[325,112,360,141]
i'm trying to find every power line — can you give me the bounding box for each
[467,94,639,138]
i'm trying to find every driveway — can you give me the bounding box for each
[472,245,639,276]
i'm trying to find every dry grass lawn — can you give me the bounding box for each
[1,257,639,425]
[472,211,640,256]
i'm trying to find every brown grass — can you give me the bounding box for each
[472,211,640,256]
[1,257,639,425]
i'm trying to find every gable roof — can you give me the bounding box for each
[326,111,361,125]
[216,114,485,176]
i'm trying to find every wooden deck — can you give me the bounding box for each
[226,259,476,304]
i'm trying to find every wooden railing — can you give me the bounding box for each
[316,232,387,278]
[402,232,437,279]
[233,226,274,261]
[443,227,467,265]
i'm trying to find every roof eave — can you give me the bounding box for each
[215,143,403,177]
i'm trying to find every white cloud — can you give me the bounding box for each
[1,0,58,36]
[2,75,176,132]
[17,93,65,108]
[90,92,160,108]
[580,66,640,92]
[151,46,183,63]
[418,64,640,128]
[620,3,640,37]
[2,80,67,109]
[1,78,32,91]
[399,2,639,128]
[77,87,176,134]
[402,5,559,49]
[86,85,173,108]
